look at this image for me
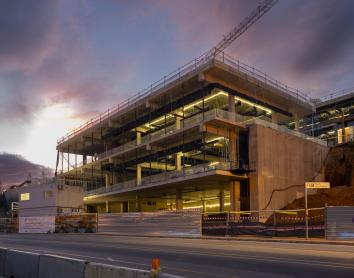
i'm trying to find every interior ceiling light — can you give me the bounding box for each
[145,89,272,128]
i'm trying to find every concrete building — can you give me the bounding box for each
[300,89,354,146]
[56,53,329,213]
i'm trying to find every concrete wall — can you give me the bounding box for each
[248,124,329,211]
[56,185,84,208]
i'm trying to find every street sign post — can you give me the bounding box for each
[304,182,330,239]
[305,182,330,189]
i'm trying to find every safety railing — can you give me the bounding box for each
[97,109,248,161]
[218,53,309,103]
[319,87,354,102]
[57,51,308,146]
[84,161,231,197]
[250,118,327,146]
[66,109,324,175]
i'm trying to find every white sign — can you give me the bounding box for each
[19,216,55,233]
[305,182,330,189]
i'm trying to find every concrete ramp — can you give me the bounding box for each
[98,210,201,236]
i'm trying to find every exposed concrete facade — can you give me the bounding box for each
[55,53,328,214]
[248,124,328,211]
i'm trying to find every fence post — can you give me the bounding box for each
[225,212,229,237]
[96,213,99,233]
[273,210,276,237]
[324,206,327,240]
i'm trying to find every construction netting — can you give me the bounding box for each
[202,208,325,237]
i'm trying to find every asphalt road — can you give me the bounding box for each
[0,234,353,278]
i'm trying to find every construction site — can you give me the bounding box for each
[1,0,353,238]
[52,0,353,215]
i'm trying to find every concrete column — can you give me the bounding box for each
[83,155,87,165]
[202,199,206,213]
[294,113,299,131]
[119,202,124,213]
[341,110,346,143]
[175,152,182,171]
[136,164,141,186]
[135,196,140,212]
[105,174,110,189]
[271,112,278,124]
[176,190,183,210]
[334,124,339,144]
[219,190,225,212]
[229,128,237,168]
[105,200,109,213]
[228,94,235,113]
[136,131,141,145]
[230,181,241,212]
[175,116,182,130]
[228,94,237,168]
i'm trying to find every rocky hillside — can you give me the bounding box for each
[325,142,354,187]
[283,142,354,209]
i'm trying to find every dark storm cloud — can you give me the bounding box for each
[294,0,354,74]
[0,153,53,187]
[0,0,59,72]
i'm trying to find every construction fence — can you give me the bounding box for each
[0,218,18,233]
[97,209,201,236]
[202,208,325,237]
[0,214,97,234]
[1,206,354,240]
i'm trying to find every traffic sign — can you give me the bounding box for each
[305,182,330,189]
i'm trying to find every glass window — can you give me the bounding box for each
[20,193,30,201]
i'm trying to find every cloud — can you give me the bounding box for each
[0,153,53,187]
[292,1,354,74]
[0,0,59,72]
[1,0,354,167]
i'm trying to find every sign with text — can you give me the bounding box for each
[305,182,330,189]
[19,216,55,233]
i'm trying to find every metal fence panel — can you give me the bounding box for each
[202,209,325,238]
[98,210,201,237]
[326,206,354,240]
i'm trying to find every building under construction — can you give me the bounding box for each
[55,52,330,214]
[55,0,352,214]
[301,89,354,145]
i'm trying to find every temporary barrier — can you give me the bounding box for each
[19,216,55,233]
[202,208,325,238]
[98,209,201,236]
[0,248,184,278]
[326,206,354,240]
[5,250,40,278]
[55,213,97,233]
[38,254,86,278]
[0,218,18,233]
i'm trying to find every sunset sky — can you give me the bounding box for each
[1,0,354,178]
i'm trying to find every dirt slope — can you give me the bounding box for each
[283,143,354,210]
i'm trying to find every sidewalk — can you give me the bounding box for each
[97,232,354,246]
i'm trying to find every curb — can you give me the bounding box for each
[96,233,354,246]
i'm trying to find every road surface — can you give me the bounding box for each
[0,234,353,277]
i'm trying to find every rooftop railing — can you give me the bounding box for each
[318,87,354,102]
[57,52,309,145]
[249,118,327,146]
